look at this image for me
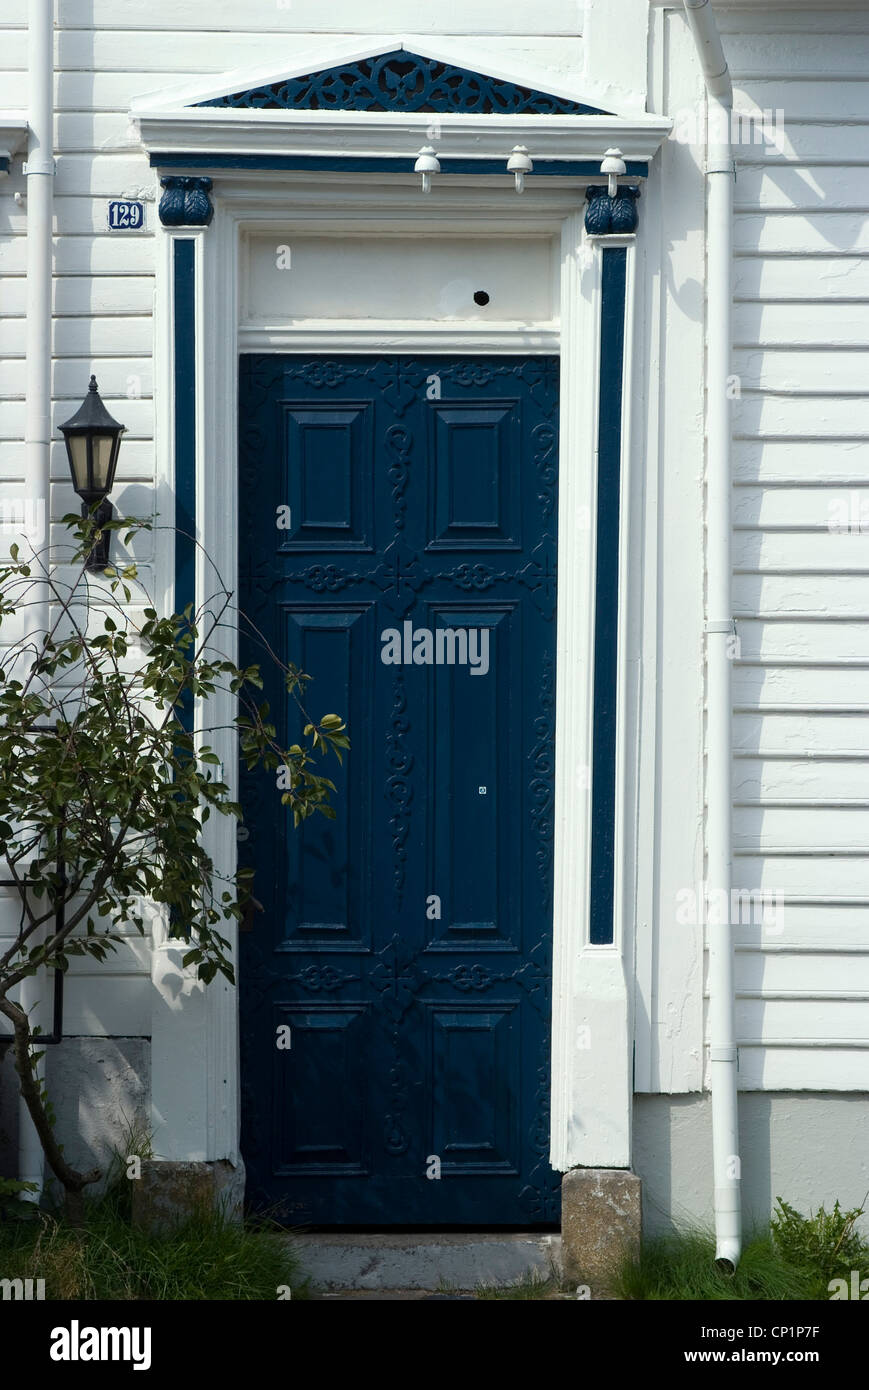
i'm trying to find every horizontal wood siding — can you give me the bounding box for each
[720,18,869,1089]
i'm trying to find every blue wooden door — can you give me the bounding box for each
[238,355,560,1226]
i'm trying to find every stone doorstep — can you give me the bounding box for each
[318,1289,479,1301]
[293,1170,641,1294]
[292,1232,563,1292]
[130,1161,641,1296]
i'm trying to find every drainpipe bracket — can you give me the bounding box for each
[23,158,56,176]
[704,158,736,178]
[705,619,733,634]
[710,1046,738,1063]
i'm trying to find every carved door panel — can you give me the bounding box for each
[238,355,560,1225]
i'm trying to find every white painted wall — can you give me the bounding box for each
[635,1092,869,1236]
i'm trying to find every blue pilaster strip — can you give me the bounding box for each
[173,237,196,729]
[589,246,627,946]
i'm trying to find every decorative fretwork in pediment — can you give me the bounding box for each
[194,49,608,116]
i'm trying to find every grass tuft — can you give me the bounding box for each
[475,1270,559,1300]
[612,1199,869,1301]
[0,1176,308,1301]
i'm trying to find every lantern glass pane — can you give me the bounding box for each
[67,435,90,493]
[92,434,115,491]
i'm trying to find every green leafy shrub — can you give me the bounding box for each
[613,1198,869,1301]
[770,1197,868,1296]
[0,513,347,1213]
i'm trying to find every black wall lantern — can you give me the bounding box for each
[59,376,125,571]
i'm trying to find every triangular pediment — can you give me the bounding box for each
[131,39,673,170]
[192,47,611,117]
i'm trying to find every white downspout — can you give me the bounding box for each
[681,0,741,1268]
[18,0,55,1203]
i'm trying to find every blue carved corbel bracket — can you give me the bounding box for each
[158,175,214,227]
[584,184,640,236]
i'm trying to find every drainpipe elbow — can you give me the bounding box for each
[682,0,734,107]
[714,1237,742,1272]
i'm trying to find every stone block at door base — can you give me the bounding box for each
[560,1168,641,1294]
[131,1159,244,1233]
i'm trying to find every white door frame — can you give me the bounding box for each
[139,98,668,1176]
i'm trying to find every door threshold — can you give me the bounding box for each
[290,1230,563,1293]
[297,1224,561,1234]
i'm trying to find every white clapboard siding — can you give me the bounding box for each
[734,1000,869,1044]
[736,213,869,256]
[0,926,151,955]
[732,79,869,122]
[0,317,154,358]
[734,665,869,710]
[52,238,155,277]
[735,904,869,952]
[0,440,155,483]
[701,21,869,1087]
[0,30,586,76]
[734,440,869,486]
[0,278,155,317]
[0,490,155,557]
[735,1049,868,1090]
[735,757,869,803]
[52,155,153,198]
[733,846,869,898]
[53,277,154,316]
[734,350,869,396]
[734,302,869,348]
[737,954,869,995]
[0,927,153,1042]
[734,573,869,616]
[51,394,153,432]
[48,498,156,560]
[0,70,201,110]
[735,167,869,214]
[4,199,155,237]
[54,114,145,154]
[734,711,869,758]
[0,600,156,660]
[735,256,869,300]
[4,1,584,36]
[0,358,152,400]
[735,484,869,525]
[734,533,869,574]
[735,619,869,662]
[0,400,153,441]
[732,950,869,999]
[734,807,869,852]
[61,975,151,1037]
[720,30,869,75]
[745,127,869,166]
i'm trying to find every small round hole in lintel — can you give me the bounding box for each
[473,290,490,306]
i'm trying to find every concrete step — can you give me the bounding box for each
[317,1289,479,1300]
[293,1232,563,1292]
